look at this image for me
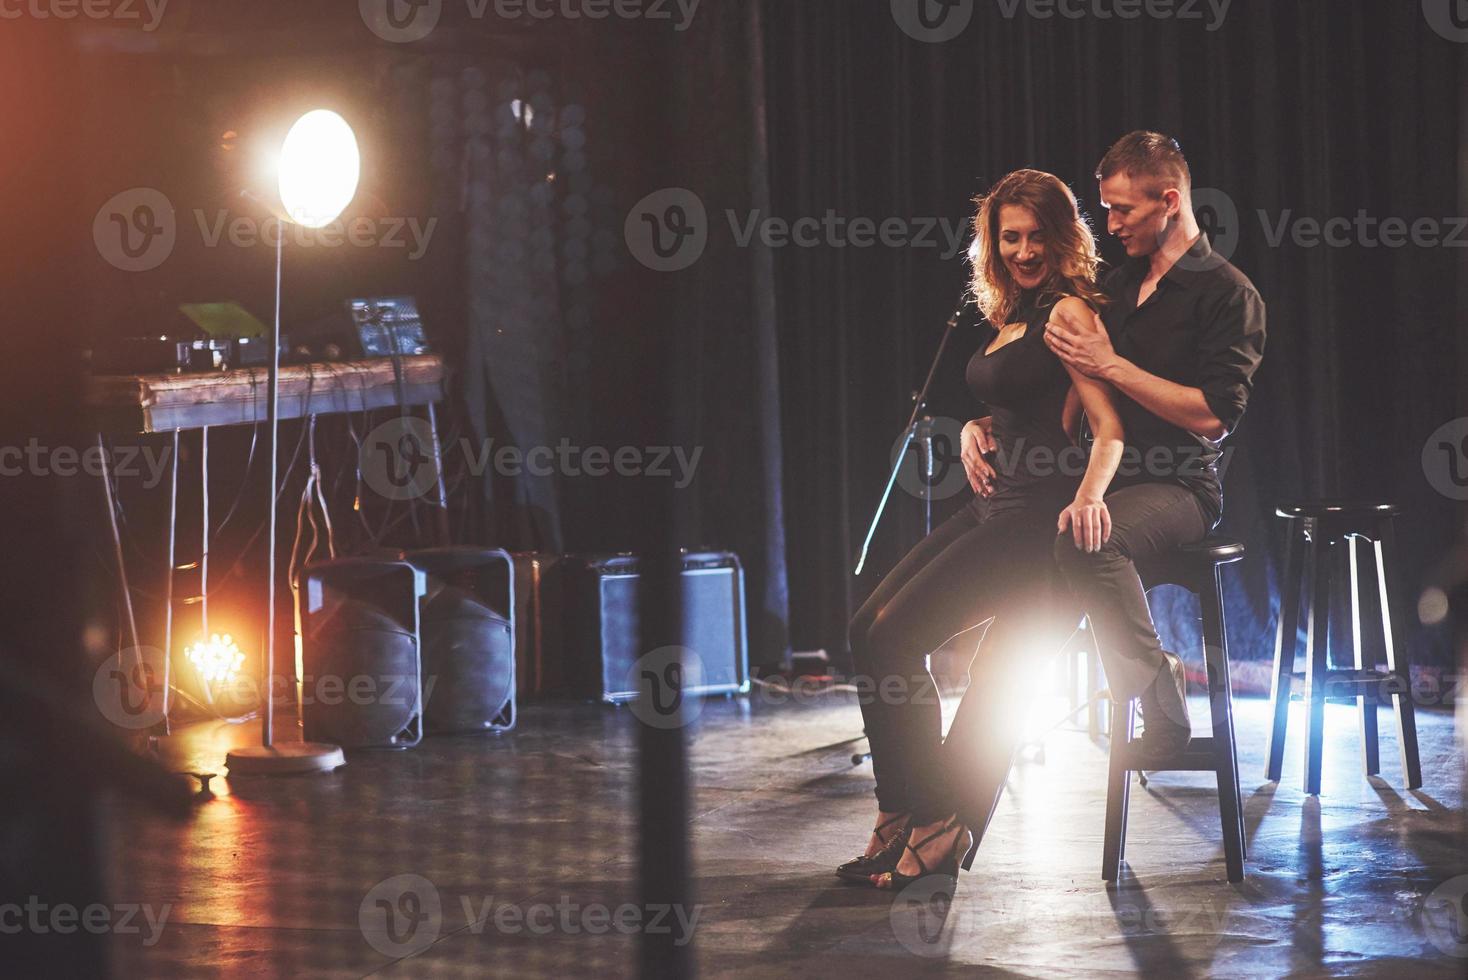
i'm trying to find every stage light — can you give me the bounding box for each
[185,632,245,690]
[226,107,358,778]
[277,109,360,229]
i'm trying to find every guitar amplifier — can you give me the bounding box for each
[510,552,566,699]
[563,550,750,703]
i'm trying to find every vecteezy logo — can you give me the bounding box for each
[627,646,706,729]
[892,416,968,502]
[1423,874,1468,958]
[360,416,440,501]
[360,0,443,43]
[360,874,443,958]
[890,874,971,956]
[891,0,973,43]
[92,647,168,730]
[624,189,708,272]
[1423,418,1468,501]
[93,188,176,272]
[1423,0,1468,43]
[1178,187,1239,271]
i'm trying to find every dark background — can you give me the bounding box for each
[3,1,1467,973]
[7,0,1467,675]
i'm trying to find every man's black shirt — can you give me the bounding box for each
[1100,233,1267,527]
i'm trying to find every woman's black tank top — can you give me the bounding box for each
[964,291,1082,512]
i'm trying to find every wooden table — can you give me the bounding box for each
[87,355,445,433]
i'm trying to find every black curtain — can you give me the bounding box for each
[416,8,794,669]
[763,0,1463,670]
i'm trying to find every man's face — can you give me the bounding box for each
[1099,173,1178,259]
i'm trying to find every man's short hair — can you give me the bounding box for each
[1096,131,1192,198]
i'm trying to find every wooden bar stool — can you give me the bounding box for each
[1265,502,1422,795]
[1103,537,1247,884]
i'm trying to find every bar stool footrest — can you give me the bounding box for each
[1120,737,1225,773]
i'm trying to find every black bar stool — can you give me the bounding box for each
[1103,537,1247,884]
[1265,502,1422,795]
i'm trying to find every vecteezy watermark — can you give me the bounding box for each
[93,647,168,730]
[359,0,700,43]
[358,417,704,502]
[0,897,171,947]
[1257,211,1468,251]
[625,189,972,272]
[626,646,707,729]
[359,874,700,958]
[1170,188,1467,269]
[893,417,970,503]
[93,188,438,273]
[625,188,709,272]
[1423,874,1468,958]
[890,875,972,957]
[890,0,1229,44]
[0,439,174,488]
[1423,418,1468,501]
[890,0,973,44]
[93,188,176,273]
[891,879,1235,957]
[892,417,1235,503]
[1306,670,1465,712]
[359,417,441,502]
[1423,0,1468,43]
[205,671,435,712]
[0,0,170,30]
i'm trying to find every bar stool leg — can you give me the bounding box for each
[1202,567,1246,881]
[1088,645,1107,739]
[1375,520,1423,789]
[1348,535,1380,776]
[1066,628,1080,715]
[1266,518,1305,781]
[1101,698,1135,882]
[1303,532,1332,796]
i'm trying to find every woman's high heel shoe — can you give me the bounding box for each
[835,813,910,883]
[871,815,976,890]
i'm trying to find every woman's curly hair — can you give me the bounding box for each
[970,169,1107,328]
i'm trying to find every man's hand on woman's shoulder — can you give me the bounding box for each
[1045,300,1118,380]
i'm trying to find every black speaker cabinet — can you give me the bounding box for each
[401,547,516,735]
[299,558,426,749]
[563,550,750,703]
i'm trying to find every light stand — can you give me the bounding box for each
[228,109,361,777]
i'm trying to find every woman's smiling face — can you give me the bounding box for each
[997,204,1049,292]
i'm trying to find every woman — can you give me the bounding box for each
[840,170,1126,889]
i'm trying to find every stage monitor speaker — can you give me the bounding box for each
[401,547,516,735]
[299,558,425,749]
[563,550,750,704]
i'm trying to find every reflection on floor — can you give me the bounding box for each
[109,691,1468,978]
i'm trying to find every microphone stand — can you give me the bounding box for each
[854,287,974,576]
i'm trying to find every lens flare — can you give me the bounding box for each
[277,109,360,229]
[186,633,246,690]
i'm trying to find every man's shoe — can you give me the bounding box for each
[1131,650,1192,768]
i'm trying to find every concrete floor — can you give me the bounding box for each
[107,689,1468,978]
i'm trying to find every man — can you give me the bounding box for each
[1043,131,1265,765]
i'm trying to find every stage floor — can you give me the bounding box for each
[109,690,1467,978]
